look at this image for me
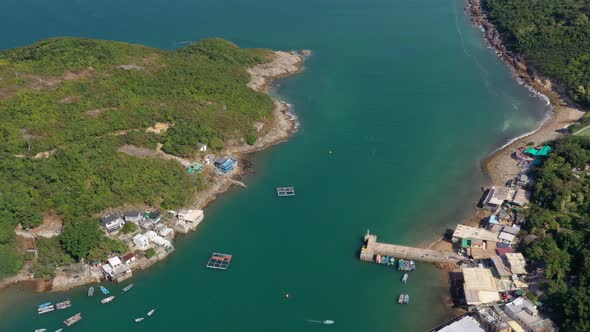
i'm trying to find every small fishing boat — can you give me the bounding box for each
[56,300,71,310]
[404,294,410,304]
[64,313,82,327]
[38,305,55,314]
[122,284,134,293]
[100,285,110,295]
[135,317,144,323]
[398,294,404,304]
[375,254,381,263]
[147,309,155,316]
[389,257,395,265]
[88,286,94,297]
[323,320,334,325]
[38,302,52,308]
[101,296,115,304]
[54,329,63,332]
[34,329,46,332]
[402,273,408,283]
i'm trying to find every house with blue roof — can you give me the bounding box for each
[214,156,237,173]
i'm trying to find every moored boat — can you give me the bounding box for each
[56,300,71,310]
[34,329,46,332]
[37,305,55,314]
[101,296,115,304]
[38,302,52,308]
[54,329,63,332]
[147,309,155,316]
[64,313,82,326]
[402,273,408,283]
[323,320,334,325]
[135,317,144,323]
[88,286,94,297]
[398,294,404,304]
[99,285,109,295]
[404,294,410,304]
[122,284,134,293]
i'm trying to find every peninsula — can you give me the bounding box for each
[0,37,306,291]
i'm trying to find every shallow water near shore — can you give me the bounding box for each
[0,0,549,331]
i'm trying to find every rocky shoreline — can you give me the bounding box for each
[0,49,308,293]
[467,0,585,187]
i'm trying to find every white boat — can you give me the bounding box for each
[54,329,63,332]
[101,296,115,304]
[135,317,144,323]
[147,309,155,316]
[323,320,334,325]
[122,284,134,293]
[37,305,55,314]
[35,329,46,332]
[402,273,408,283]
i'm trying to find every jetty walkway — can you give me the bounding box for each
[360,233,462,264]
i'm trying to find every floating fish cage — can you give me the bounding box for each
[206,253,233,270]
[276,187,295,197]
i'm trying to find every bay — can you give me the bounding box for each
[0,0,549,331]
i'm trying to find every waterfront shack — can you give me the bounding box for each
[214,156,237,173]
[462,268,500,307]
[504,253,527,275]
[101,257,132,282]
[453,225,500,257]
[428,314,486,332]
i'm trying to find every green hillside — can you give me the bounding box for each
[0,37,273,278]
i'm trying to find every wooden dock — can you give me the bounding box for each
[360,233,461,264]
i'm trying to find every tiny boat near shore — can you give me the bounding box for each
[56,300,71,310]
[64,313,82,326]
[100,285,109,295]
[38,305,55,315]
[135,317,144,323]
[404,294,410,304]
[101,296,115,304]
[398,294,404,304]
[34,329,46,332]
[54,329,63,332]
[122,284,134,293]
[147,309,155,316]
[38,302,52,308]
[402,273,408,283]
[88,286,94,297]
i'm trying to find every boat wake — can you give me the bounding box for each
[306,319,334,325]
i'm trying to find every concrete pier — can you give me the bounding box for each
[360,233,461,263]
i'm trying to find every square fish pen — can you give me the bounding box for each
[276,187,295,197]
[206,253,233,270]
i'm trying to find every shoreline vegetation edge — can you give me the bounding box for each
[0,49,308,293]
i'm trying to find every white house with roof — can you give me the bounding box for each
[101,256,132,282]
[503,297,557,332]
[133,233,149,250]
[100,215,125,233]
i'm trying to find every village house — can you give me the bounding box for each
[173,209,205,233]
[503,297,557,332]
[483,186,511,210]
[123,210,144,224]
[121,252,136,265]
[462,267,500,307]
[505,253,527,275]
[453,224,500,258]
[101,256,132,282]
[100,215,125,233]
[140,211,162,229]
[132,233,150,250]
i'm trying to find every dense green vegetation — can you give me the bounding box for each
[485,0,590,106]
[0,37,273,278]
[523,136,590,331]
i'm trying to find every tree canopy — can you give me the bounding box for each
[0,37,273,277]
[485,0,590,106]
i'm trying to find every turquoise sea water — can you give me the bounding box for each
[0,0,549,331]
